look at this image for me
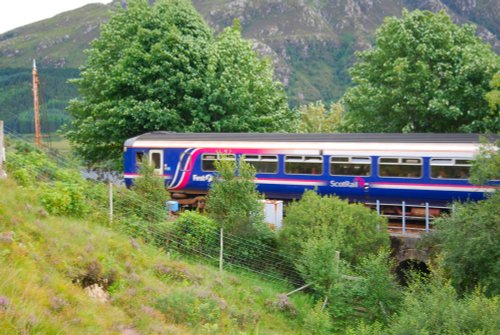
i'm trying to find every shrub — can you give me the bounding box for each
[434,192,500,296]
[279,190,388,265]
[388,277,500,334]
[171,211,219,256]
[126,163,168,223]
[206,158,265,236]
[40,182,89,217]
[10,168,34,187]
[171,211,281,273]
[155,289,222,324]
[347,250,402,322]
[303,301,333,335]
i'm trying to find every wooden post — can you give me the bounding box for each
[321,296,328,310]
[109,182,113,224]
[0,120,5,178]
[286,283,313,296]
[219,227,224,273]
[322,251,340,311]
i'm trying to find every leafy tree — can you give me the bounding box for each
[303,301,333,335]
[296,101,345,133]
[205,158,276,269]
[279,190,388,265]
[470,138,500,185]
[485,72,499,114]
[296,236,344,299]
[347,275,500,335]
[434,192,500,297]
[191,21,293,133]
[66,0,293,164]
[343,10,499,133]
[114,161,168,227]
[428,135,500,298]
[349,250,401,322]
[206,158,267,237]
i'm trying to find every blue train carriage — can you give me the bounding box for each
[124,132,499,214]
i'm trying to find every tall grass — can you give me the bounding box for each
[0,175,316,334]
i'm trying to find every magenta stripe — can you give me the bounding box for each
[170,148,276,190]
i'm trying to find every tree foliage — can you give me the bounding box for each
[194,21,293,132]
[279,190,388,265]
[66,0,292,164]
[485,72,500,113]
[130,162,168,223]
[470,138,500,185]
[347,276,500,335]
[343,10,499,133]
[206,158,268,238]
[434,192,500,297]
[296,236,344,298]
[296,101,345,133]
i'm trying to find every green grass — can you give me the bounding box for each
[12,133,72,155]
[0,177,316,334]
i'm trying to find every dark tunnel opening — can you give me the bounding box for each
[395,259,430,286]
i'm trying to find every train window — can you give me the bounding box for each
[330,156,371,176]
[243,155,278,174]
[379,157,422,178]
[151,152,161,170]
[201,154,235,172]
[285,155,323,175]
[430,158,471,179]
[136,152,144,167]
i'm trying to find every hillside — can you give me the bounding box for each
[0,0,498,132]
[0,177,315,334]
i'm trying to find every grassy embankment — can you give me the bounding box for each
[0,177,315,334]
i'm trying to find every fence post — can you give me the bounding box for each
[219,227,224,273]
[0,120,5,178]
[321,251,340,311]
[109,182,113,224]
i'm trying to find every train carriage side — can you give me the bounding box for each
[124,133,499,210]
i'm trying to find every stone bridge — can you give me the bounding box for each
[390,232,432,284]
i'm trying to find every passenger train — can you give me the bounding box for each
[124,132,499,214]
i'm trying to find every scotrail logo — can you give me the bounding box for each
[329,177,366,188]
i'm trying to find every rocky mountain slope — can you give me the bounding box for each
[0,0,498,128]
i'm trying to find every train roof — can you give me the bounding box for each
[125,132,498,146]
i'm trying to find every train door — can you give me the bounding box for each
[149,150,163,175]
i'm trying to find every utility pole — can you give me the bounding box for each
[32,59,41,147]
[0,120,5,178]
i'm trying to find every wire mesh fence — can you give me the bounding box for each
[2,128,304,287]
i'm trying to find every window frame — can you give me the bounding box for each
[201,153,236,172]
[284,155,323,176]
[242,154,279,174]
[378,157,423,179]
[429,158,472,180]
[329,156,371,177]
[149,150,163,175]
[135,152,144,167]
